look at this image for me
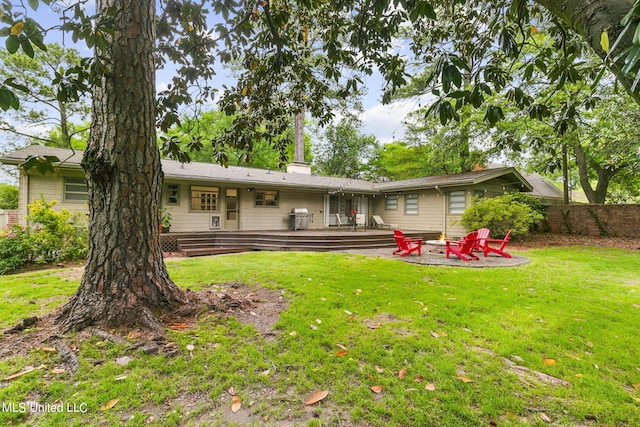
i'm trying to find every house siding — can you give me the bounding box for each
[17,172,88,226]
[162,181,328,232]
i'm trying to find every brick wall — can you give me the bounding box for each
[0,210,19,230]
[546,204,640,237]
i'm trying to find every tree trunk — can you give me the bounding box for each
[294,110,305,163]
[56,0,185,332]
[535,0,640,105]
[573,144,614,203]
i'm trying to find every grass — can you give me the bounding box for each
[0,246,639,426]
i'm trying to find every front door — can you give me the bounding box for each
[225,189,238,230]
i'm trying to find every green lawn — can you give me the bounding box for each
[1,247,639,426]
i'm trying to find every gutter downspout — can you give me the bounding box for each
[435,185,446,238]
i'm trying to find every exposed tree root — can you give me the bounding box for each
[52,339,79,374]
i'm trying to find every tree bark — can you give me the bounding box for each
[56,0,185,332]
[535,0,640,104]
[573,144,615,203]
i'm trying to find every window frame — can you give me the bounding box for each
[166,183,180,206]
[190,185,219,212]
[63,177,88,202]
[255,189,279,207]
[385,194,398,210]
[448,190,467,215]
[404,193,419,215]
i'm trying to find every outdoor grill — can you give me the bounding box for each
[289,208,313,230]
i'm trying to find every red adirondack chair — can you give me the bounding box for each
[445,231,479,261]
[473,228,490,252]
[480,230,512,258]
[393,230,423,257]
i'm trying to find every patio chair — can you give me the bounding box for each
[479,230,512,258]
[393,229,423,257]
[445,231,480,261]
[355,214,367,231]
[371,215,397,230]
[335,213,346,227]
[473,228,491,252]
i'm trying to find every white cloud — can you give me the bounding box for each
[359,99,425,144]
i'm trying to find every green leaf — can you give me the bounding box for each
[0,87,19,111]
[28,0,39,11]
[5,35,19,53]
[21,38,35,58]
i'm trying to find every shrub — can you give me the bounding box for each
[0,198,88,275]
[460,193,544,240]
[0,228,30,275]
[26,198,88,263]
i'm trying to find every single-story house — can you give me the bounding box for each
[0,146,562,237]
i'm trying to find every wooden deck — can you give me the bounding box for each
[160,229,440,257]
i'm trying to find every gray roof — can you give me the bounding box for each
[0,146,537,195]
[520,172,564,200]
[375,167,533,192]
[0,146,377,193]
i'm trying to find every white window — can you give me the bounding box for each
[448,191,467,214]
[64,177,88,202]
[166,184,180,205]
[385,194,398,210]
[404,193,418,215]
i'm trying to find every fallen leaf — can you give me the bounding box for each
[439,331,448,337]
[425,383,436,391]
[289,331,297,336]
[169,323,187,330]
[3,364,46,381]
[315,319,322,324]
[114,375,127,381]
[414,375,424,383]
[430,331,439,339]
[370,385,383,393]
[585,341,594,348]
[539,412,551,423]
[231,395,242,412]
[304,390,329,405]
[115,356,131,366]
[227,387,236,396]
[632,384,640,391]
[186,344,195,351]
[575,374,584,378]
[398,368,407,380]
[633,396,640,403]
[543,359,557,366]
[457,376,473,383]
[310,324,318,330]
[344,310,353,315]
[39,347,58,353]
[355,289,362,295]
[100,398,119,411]
[375,366,384,373]
[336,349,348,357]
[51,368,65,374]
[336,344,347,350]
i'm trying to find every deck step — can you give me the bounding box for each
[162,230,439,257]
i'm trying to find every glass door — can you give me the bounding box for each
[225,189,238,230]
